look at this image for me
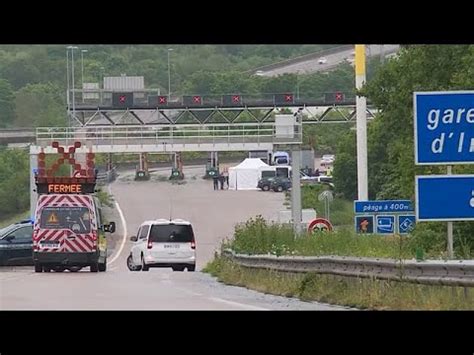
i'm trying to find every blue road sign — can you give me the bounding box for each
[398,215,416,234]
[376,215,395,234]
[414,91,474,165]
[355,215,374,234]
[416,175,474,221]
[354,200,414,214]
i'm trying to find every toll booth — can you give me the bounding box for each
[135,153,150,181]
[205,152,219,179]
[170,152,184,180]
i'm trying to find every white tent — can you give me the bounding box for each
[228,158,270,190]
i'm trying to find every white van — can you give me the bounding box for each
[127,219,196,272]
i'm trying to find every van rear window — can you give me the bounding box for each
[40,207,91,233]
[149,224,194,243]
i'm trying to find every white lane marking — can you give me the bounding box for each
[207,297,268,310]
[108,188,127,266]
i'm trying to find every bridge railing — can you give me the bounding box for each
[36,123,303,147]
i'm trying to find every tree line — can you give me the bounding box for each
[0,44,345,128]
[333,45,474,257]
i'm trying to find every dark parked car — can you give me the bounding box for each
[0,220,34,266]
[257,177,276,191]
[271,177,291,192]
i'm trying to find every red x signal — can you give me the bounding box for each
[232,95,240,103]
[335,92,344,102]
[193,96,201,103]
[285,94,293,102]
[159,96,167,104]
[40,141,96,178]
[119,95,126,103]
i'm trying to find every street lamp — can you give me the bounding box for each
[296,70,300,100]
[100,67,105,87]
[167,48,173,100]
[99,66,105,105]
[66,48,70,110]
[67,46,78,121]
[81,49,88,102]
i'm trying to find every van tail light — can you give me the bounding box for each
[147,239,153,249]
[92,232,98,248]
[191,239,196,250]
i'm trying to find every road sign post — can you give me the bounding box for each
[414,91,474,165]
[398,215,416,234]
[376,215,395,234]
[414,91,474,259]
[308,218,333,233]
[355,44,368,201]
[318,190,333,221]
[291,147,303,236]
[415,175,474,221]
[354,200,415,235]
[447,165,453,258]
[355,215,374,234]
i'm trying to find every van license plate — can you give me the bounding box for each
[41,242,60,248]
[164,244,179,249]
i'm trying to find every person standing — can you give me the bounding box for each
[212,174,219,190]
[219,173,225,190]
[223,168,229,189]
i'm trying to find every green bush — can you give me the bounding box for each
[95,189,114,208]
[0,148,29,217]
[229,216,416,259]
[226,215,473,260]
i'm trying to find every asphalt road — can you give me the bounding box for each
[0,166,347,310]
[260,45,400,76]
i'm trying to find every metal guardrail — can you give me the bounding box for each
[0,128,35,136]
[96,167,117,185]
[222,250,474,287]
[0,129,35,144]
[36,123,303,147]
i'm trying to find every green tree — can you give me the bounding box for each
[361,45,473,199]
[1,56,41,90]
[332,44,474,257]
[0,79,15,127]
[0,148,29,216]
[333,130,357,199]
[14,83,66,127]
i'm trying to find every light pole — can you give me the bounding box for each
[67,46,78,122]
[355,44,368,201]
[167,48,173,100]
[66,48,70,112]
[81,49,88,103]
[100,66,105,105]
[296,70,300,100]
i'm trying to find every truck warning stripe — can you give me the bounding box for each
[72,239,87,252]
[38,195,57,210]
[44,229,61,241]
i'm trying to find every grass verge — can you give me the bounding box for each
[228,216,434,259]
[204,256,474,310]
